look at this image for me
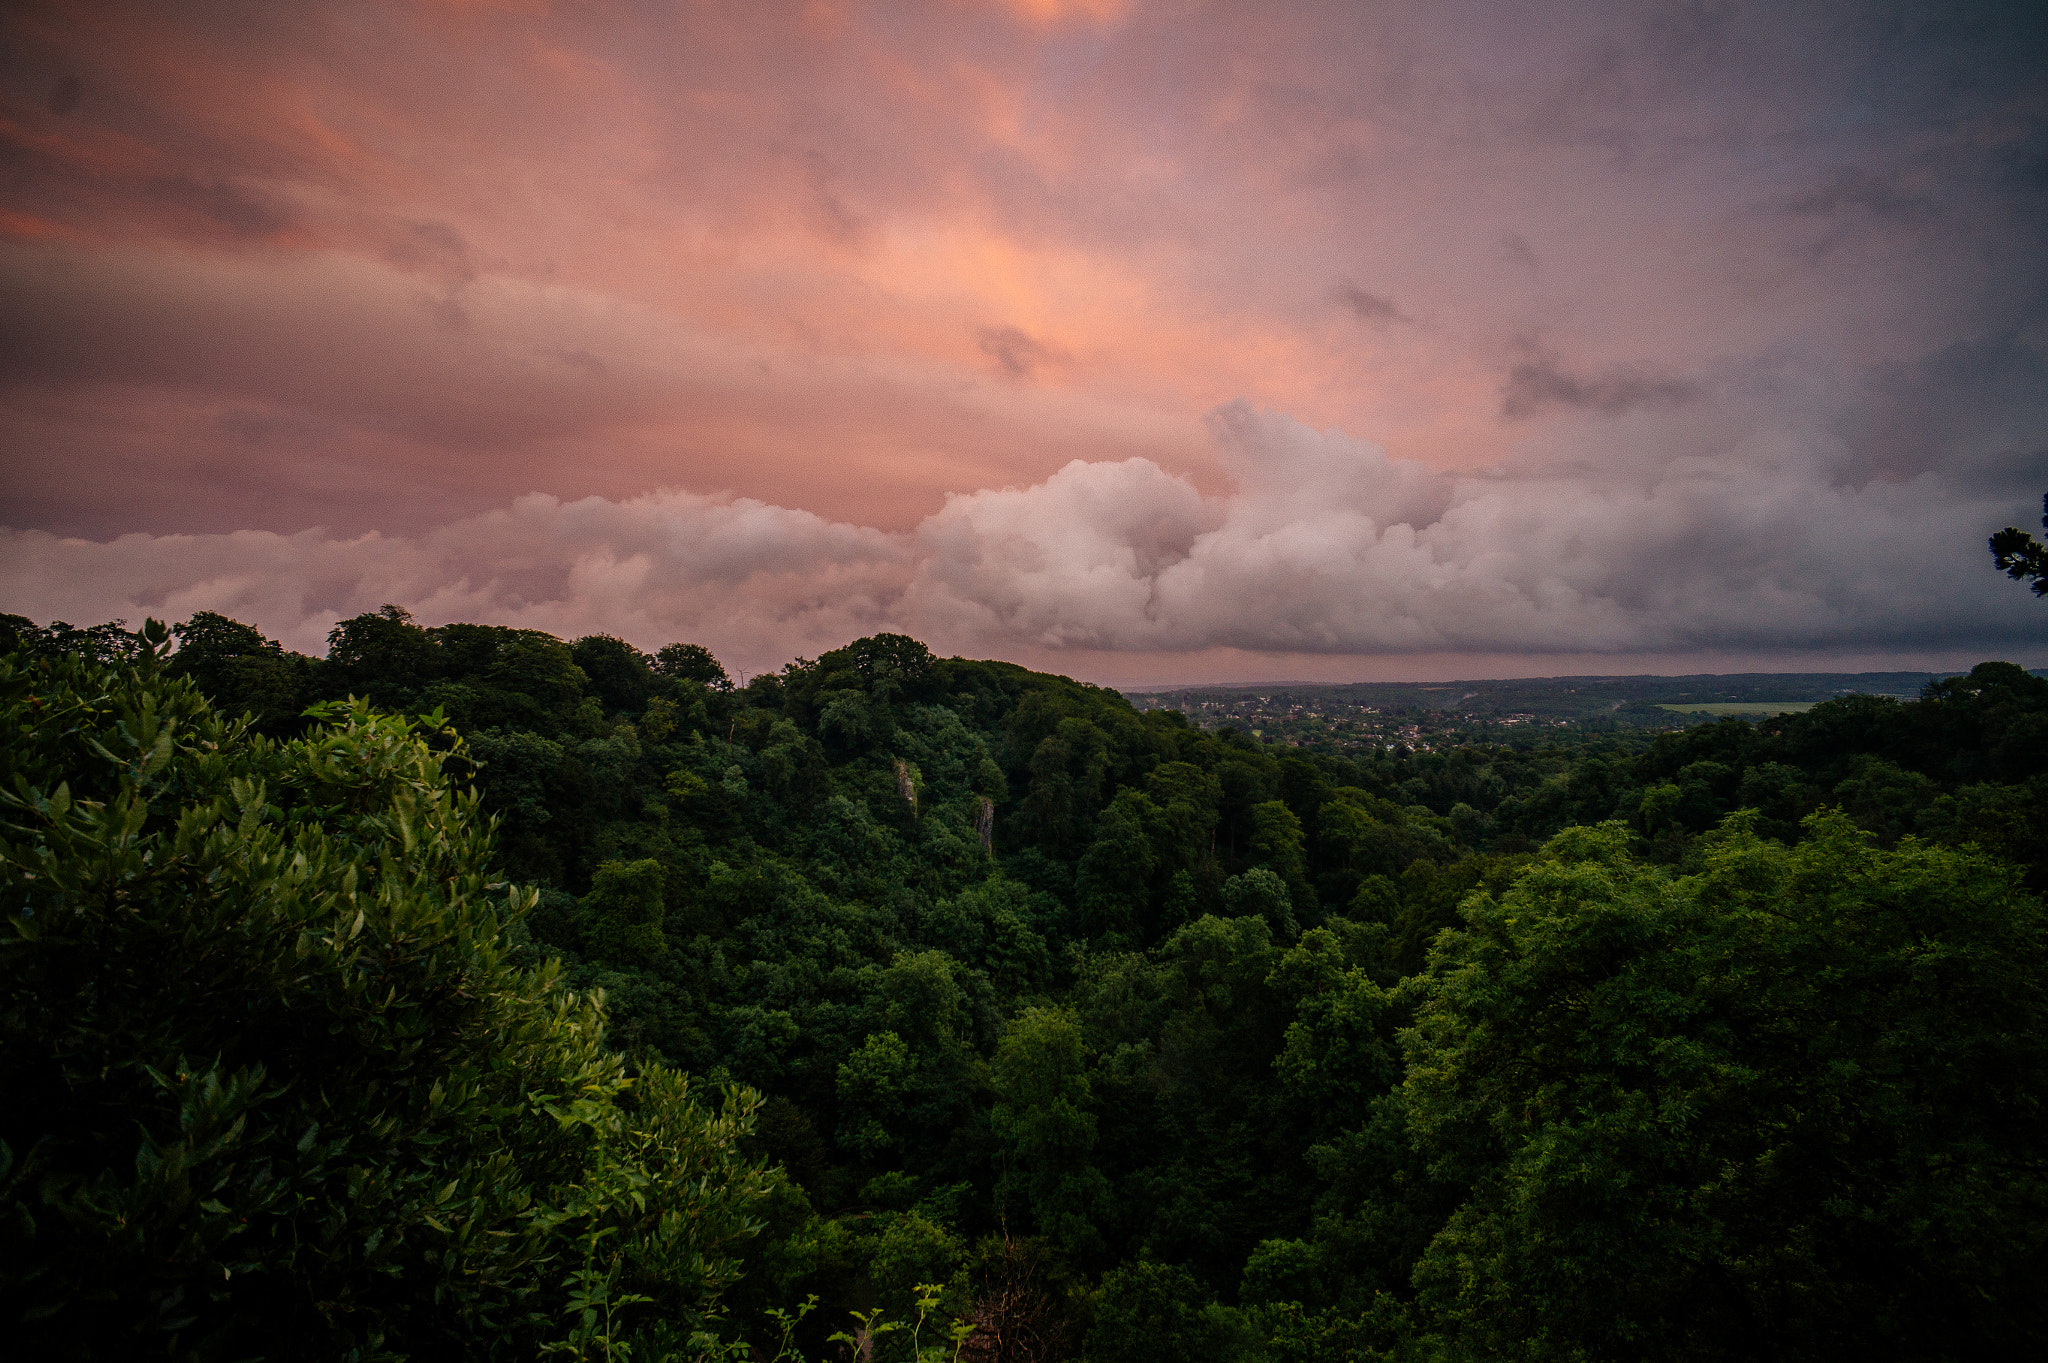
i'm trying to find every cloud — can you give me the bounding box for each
[1500,233,1539,271]
[1,0,2044,679]
[0,1,2040,536]
[0,238,1198,538]
[977,324,1069,380]
[997,0,1134,26]
[917,405,2039,655]
[140,175,292,238]
[6,405,2038,672]
[46,75,82,117]
[1334,282,1409,326]
[1501,341,1701,419]
[910,454,1217,648]
[0,489,912,667]
[1785,166,1929,220]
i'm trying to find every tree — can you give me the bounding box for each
[33,595,2040,1357]
[1219,866,1296,940]
[572,634,657,715]
[1076,790,1163,941]
[836,1032,912,1159]
[168,609,275,669]
[0,629,770,1359]
[1247,800,1309,886]
[1403,813,2048,1359]
[653,641,730,690]
[325,603,440,699]
[825,633,938,700]
[0,614,142,665]
[991,1008,1110,1256]
[168,611,311,733]
[581,857,669,965]
[1990,492,2048,595]
[1084,1260,1257,1363]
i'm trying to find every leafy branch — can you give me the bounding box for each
[1989,493,2048,596]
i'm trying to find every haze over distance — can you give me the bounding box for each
[2,1,2044,684]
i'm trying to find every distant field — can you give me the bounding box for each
[1657,701,1819,716]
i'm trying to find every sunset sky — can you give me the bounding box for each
[2,0,2044,684]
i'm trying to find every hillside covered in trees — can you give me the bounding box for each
[4,607,2044,1361]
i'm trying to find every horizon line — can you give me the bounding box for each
[1110,664,2048,694]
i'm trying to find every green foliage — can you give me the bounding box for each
[1403,813,2048,1359]
[1076,789,1163,942]
[1247,799,1308,891]
[0,636,770,1360]
[167,610,313,733]
[11,607,2046,1358]
[837,1032,912,1159]
[574,636,658,716]
[867,1224,966,1360]
[1085,1259,1260,1363]
[992,1008,1110,1257]
[326,603,441,696]
[1221,866,1297,940]
[1989,492,2048,595]
[653,643,731,690]
[0,614,143,665]
[583,858,669,967]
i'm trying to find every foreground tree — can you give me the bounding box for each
[1404,812,2048,1360]
[1,626,770,1361]
[1990,493,2048,596]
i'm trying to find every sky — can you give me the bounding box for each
[1,0,2044,686]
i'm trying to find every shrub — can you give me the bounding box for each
[0,626,769,1360]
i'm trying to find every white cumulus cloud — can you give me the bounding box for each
[3,404,2039,672]
[0,490,911,665]
[910,403,2036,656]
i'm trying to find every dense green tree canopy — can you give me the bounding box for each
[1405,813,2047,1359]
[6,608,2045,1359]
[1,633,769,1360]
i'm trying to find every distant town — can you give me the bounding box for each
[1119,671,1977,753]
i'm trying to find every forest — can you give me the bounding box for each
[3,606,2044,1362]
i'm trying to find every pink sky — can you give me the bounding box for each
[2,1,2044,683]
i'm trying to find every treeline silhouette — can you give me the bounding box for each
[4,607,2043,1360]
